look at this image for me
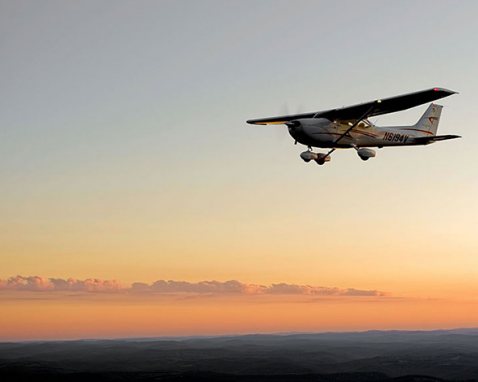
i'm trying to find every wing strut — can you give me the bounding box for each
[322,102,378,161]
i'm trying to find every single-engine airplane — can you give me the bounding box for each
[247,88,460,165]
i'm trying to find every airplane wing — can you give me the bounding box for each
[247,87,457,125]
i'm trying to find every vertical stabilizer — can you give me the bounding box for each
[415,103,442,135]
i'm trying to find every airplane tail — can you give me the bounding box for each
[414,103,442,135]
[410,103,460,144]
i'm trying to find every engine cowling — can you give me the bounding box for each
[357,148,376,161]
[288,118,331,139]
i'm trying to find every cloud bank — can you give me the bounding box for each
[0,276,384,297]
[0,275,122,292]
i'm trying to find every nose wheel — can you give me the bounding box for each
[300,150,332,165]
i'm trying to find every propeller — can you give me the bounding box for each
[273,102,304,142]
[273,102,292,141]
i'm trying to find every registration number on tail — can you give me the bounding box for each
[383,132,409,143]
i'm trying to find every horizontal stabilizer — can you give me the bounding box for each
[413,134,461,144]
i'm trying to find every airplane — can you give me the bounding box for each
[247,88,460,165]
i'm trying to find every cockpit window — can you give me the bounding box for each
[360,119,372,128]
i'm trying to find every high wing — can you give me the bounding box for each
[246,87,457,125]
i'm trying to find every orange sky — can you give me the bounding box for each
[2,290,478,341]
[1,276,478,340]
[1,1,478,340]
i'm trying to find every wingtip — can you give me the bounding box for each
[433,87,459,95]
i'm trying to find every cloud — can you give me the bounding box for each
[0,275,122,292]
[132,281,383,297]
[149,279,246,294]
[267,283,342,296]
[0,276,384,297]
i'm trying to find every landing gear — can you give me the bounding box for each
[352,145,376,161]
[300,150,331,165]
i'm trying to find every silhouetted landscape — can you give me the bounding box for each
[1,329,478,381]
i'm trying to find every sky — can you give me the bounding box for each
[1,0,477,340]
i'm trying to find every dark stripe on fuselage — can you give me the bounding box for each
[400,128,433,135]
[351,130,379,138]
[311,130,379,138]
[311,132,343,137]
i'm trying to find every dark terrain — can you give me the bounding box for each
[1,329,478,381]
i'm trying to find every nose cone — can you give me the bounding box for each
[286,121,302,135]
[286,120,302,141]
[286,120,301,129]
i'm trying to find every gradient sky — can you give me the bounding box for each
[1,0,477,340]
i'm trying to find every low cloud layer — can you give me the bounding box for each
[131,280,384,296]
[0,275,122,292]
[0,276,384,297]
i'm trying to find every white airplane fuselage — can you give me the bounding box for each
[288,118,432,149]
